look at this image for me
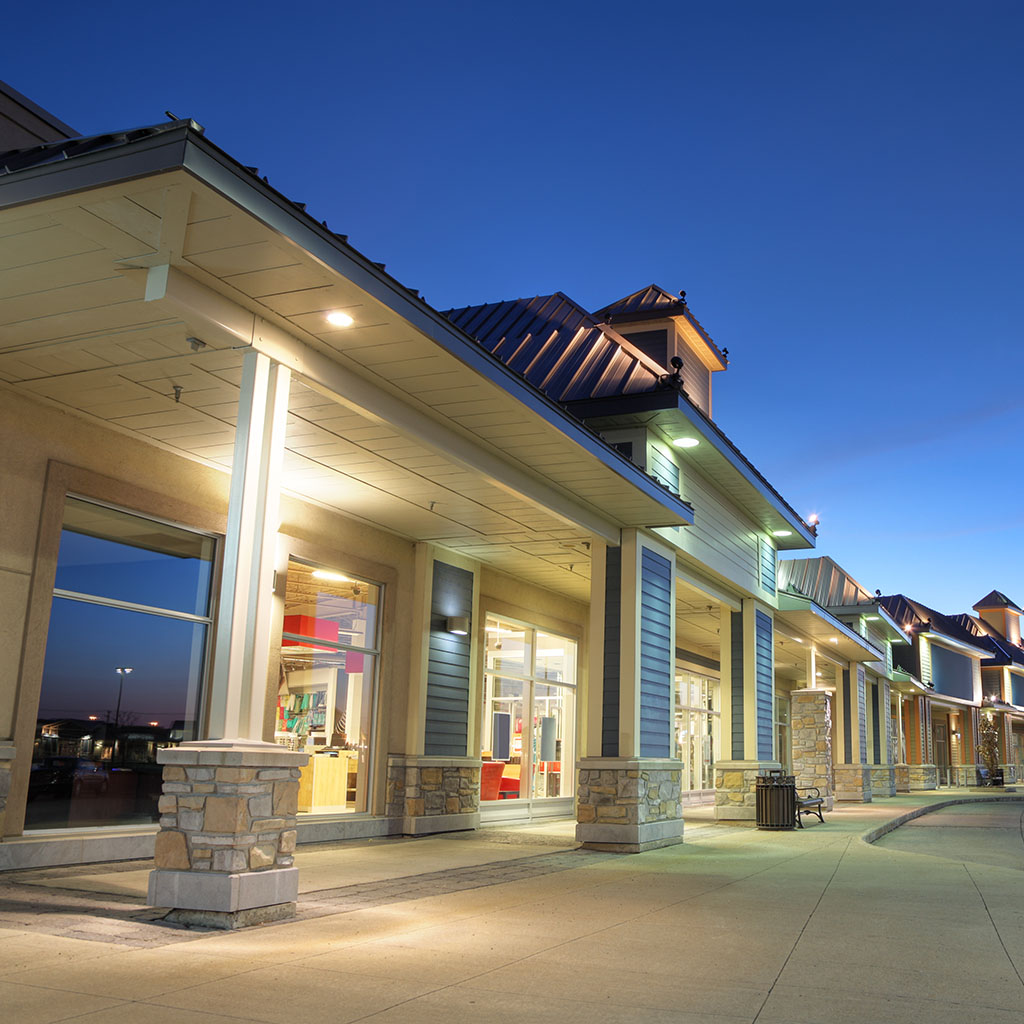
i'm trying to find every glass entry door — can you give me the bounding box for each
[481,617,576,813]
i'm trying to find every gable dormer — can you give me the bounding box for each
[595,285,728,418]
[973,591,1022,646]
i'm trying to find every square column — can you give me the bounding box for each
[387,545,481,835]
[905,695,937,790]
[790,688,834,810]
[869,678,896,797]
[149,350,308,927]
[578,531,683,851]
[714,598,779,820]
[833,662,872,802]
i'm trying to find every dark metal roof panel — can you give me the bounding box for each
[596,284,685,319]
[443,295,662,403]
[974,590,1022,612]
[880,594,987,649]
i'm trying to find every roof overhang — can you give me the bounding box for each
[776,593,884,663]
[919,631,992,661]
[565,388,814,548]
[890,668,931,693]
[827,603,912,644]
[0,124,697,559]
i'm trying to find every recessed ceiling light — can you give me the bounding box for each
[673,436,700,449]
[326,311,354,327]
[772,529,792,538]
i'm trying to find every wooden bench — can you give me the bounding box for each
[795,787,825,828]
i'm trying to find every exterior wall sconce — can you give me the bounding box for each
[446,616,470,636]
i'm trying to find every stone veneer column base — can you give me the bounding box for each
[895,764,910,792]
[576,758,683,852]
[714,760,780,821]
[833,763,872,802]
[870,765,896,797]
[907,764,937,790]
[147,742,308,929]
[386,755,480,835]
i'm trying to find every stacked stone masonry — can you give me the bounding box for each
[154,765,300,874]
[790,690,833,807]
[385,762,479,819]
[714,766,766,815]
[907,764,938,790]
[833,764,872,802]
[870,765,896,797]
[576,767,681,826]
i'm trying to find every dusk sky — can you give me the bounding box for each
[7,1,1022,615]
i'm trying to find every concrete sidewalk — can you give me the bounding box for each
[1,793,1023,1023]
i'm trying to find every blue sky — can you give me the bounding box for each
[7,1,1022,614]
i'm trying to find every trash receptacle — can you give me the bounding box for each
[756,770,796,830]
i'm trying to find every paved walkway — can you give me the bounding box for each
[1,792,1023,1023]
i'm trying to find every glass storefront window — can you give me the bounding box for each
[29,498,214,830]
[277,559,381,814]
[481,617,576,802]
[674,671,720,794]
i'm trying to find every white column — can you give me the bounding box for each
[205,349,291,744]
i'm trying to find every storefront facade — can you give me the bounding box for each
[0,104,834,923]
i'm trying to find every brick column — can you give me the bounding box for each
[790,688,833,810]
[148,746,308,928]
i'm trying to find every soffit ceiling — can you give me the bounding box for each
[1,169,700,601]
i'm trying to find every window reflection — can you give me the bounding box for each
[30,499,213,830]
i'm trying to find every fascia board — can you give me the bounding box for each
[0,126,192,208]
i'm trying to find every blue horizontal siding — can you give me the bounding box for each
[755,610,773,760]
[602,546,621,756]
[425,561,472,756]
[640,548,673,757]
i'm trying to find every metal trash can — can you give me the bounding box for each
[756,770,796,830]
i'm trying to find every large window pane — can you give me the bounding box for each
[278,558,382,815]
[29,599,206,830]
[482,616,577,804]
[54,498,214,616]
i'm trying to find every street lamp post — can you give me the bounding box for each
[113,666,134,729]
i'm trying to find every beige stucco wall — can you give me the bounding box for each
[0,386,417,834]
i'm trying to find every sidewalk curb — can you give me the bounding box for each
[861,794,1024,845]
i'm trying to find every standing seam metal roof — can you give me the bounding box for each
[443,294,666,402]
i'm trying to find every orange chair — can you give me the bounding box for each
[480,761,504,801]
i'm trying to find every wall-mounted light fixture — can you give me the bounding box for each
[446,616,470,636]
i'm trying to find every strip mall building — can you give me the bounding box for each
[1,85,1021,923]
